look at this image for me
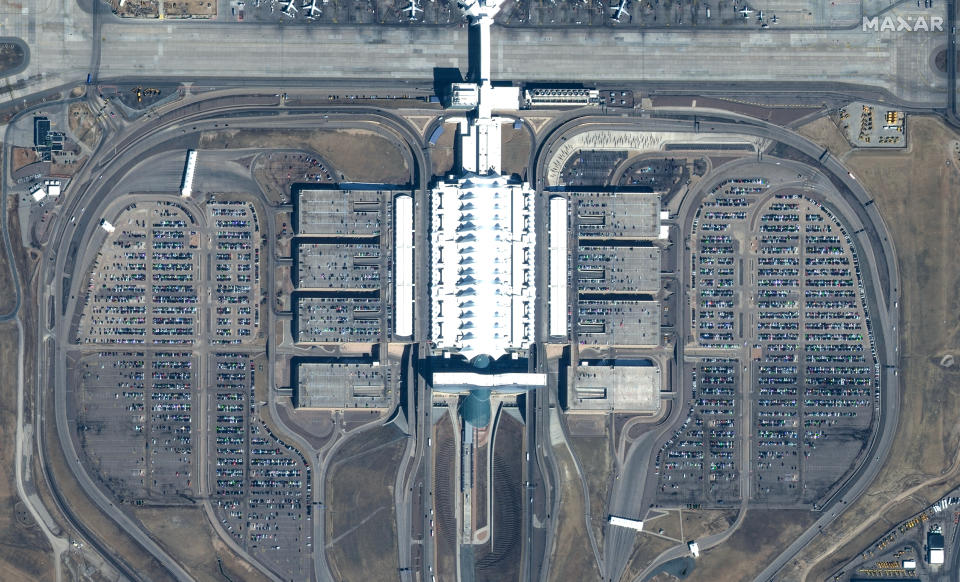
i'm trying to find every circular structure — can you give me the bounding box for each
[0,38,28,78]
[460,389,492,427]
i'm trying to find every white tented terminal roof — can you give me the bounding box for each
[459,116,503,175]
[394,194,414,337]
[549,196,568,337]
[430,173,536,360]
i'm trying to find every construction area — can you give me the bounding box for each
[839,102,906,148]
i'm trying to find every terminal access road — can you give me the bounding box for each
[15,82,902,582]
[33,89,431,582]
[529,111,901,582]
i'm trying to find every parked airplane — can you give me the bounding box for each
[756,9,763,20]
[770,13,778,24]
[403,0,423,18]
[280,0,298,16]
[302,0,322,18]
[610,0,629,22]
[738,6,753,17]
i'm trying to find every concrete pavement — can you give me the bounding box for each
[9,62,903,582]
[0,0,951,108]
[91,22,947,105]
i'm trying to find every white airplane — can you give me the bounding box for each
[302,0,322,18]
[738,6,753,17]
[280,0,298,16]
[403,0,423,18]
[610,0,629,22]
[756,9,763,20]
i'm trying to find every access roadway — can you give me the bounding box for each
[2,95,163,582]
[18,86,901,582]
[527,110,900,582]
[38,89,432,582]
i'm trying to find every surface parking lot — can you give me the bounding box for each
[683,176,879,506]
[290,187,408,344]
[294,189,383,237]
[71,351,197,501]
[209,201,261,345]
[70,194,314,579]
[78,201,200,345]
[577,243,660,294]
[294,241,382,290]
[209,352,313,581]
[655,360,741,505]
[294,293,384,343]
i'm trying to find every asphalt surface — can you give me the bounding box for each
[529,112,900,582]
[0,5,920,579]
[4,92,899,582]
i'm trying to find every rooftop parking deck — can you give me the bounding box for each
[294,241,382,291]
[577,299,660,347]
[293,294,383,343]
[577,243,660,294]
[569,359,661,413]
[293,189,383,236]
[572,191,661,239]
[293,359,395,409]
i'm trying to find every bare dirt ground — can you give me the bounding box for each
[0,193,16,315]
[252,151,336,206]
[0,42,25,73]
[621,534,675,582]
[0,195,54,580]
[11,147,37,173]
[131,506,271,582]
[642,509,683,540]
[201,129,409,184]
[569,432,613,554]
[784,115,960,580]
[796,115,853,158]
[682,509,816,582]
[680,508,737,541]
[50,155,86,178]
[325,424,406,582]
[0,323,54,582]
[548,441,600,582]
[68,103,102,151]
[430,124,457,177]
[110,0,160,17]
[618,508,736,580]
[163,0,216,17]
[501,125,531,179]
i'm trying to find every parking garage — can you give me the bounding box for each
[292,358,395,409]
